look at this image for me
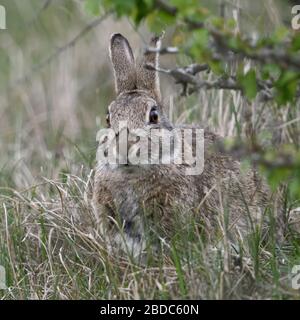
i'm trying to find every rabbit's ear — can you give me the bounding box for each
[137,33,163,101]
[110,33,137,94]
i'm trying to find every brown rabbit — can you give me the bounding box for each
[92,33,284,256]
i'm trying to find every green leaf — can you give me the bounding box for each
[170,0,199,15]
[209,60,224,75]
[146,10,176,33]
[275,71,299,105]
[113,0,136,17]
[195,29,209,46]
[239,69,258,100]
[133,0,152,25]
[291,33,300,51]
[84,0,101,16]
[270,27,290,44]
[261,63,281,80]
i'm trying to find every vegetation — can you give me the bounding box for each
[0,0,300,299]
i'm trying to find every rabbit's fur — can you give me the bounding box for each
[92,33,284,255]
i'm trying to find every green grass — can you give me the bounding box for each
[1,0,300,300]
[0,165,300,299]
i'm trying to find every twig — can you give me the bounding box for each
[146,63,211,95]
[146,63,209,79]
[145,61,294,101]
[150,57,298,101]
[184,63,210,75]
[14,13,110,86]
[153,0,300,72]
[145,46,179,54]
[146,63,243,94]
[210,29,300,71]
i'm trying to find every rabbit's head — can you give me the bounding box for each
[107,33,171,134]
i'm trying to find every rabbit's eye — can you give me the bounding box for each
[106,113,110,127]
[149,107,159,124]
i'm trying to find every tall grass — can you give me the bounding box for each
[0,0,300,299]
[1,171,299,299]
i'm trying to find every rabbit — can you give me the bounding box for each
[92,33,285,256]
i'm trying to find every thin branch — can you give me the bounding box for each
[144,62,288,100]
[184,63,210,75]
[146,63,210,95]
[247,48,300,71]
[145,46,179,54]
[146,63,241,94]
[14,13,110,87]
[153,1,300,72]
[210,29,300,71]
